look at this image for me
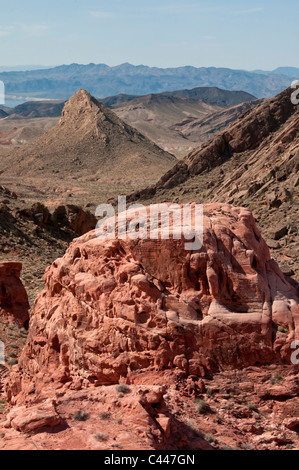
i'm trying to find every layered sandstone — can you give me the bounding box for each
[7,204,299,404]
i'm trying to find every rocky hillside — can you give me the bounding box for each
[129,87,299,279]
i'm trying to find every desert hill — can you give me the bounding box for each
[6,100,65,119]
[112,93,260,157]
[128,87,299,279]
[104,86,256,109]
[1,89,176,187]
[0,109,8,119]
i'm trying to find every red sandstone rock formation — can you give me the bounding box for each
[6,204,299,404]
[0,262,29,327]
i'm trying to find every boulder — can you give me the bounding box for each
[4,399,61,433]
[6,204,299,403]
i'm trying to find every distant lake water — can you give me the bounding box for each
[4,99,25,108]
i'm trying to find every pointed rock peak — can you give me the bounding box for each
[60,89,103,125]
[68,88,93,104]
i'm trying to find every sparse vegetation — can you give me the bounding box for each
[94,433,108,442]
[240,443,254,450]
[116,384,131,395]
[74,411,89,422]
[270,371,283,385]
[100,412,111,421]
[8,351,17,358]
[246,403,258,412]
[195,398,210,415]
[277,325,289,334]
[225,402,233,410]
[112,443,123,449]
[205,433,218,445]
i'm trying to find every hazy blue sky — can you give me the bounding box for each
[0,0,298,70]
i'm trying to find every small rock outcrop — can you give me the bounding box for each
[0,262,29,327]
[6,204,299,403]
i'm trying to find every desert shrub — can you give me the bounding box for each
[277,326,289,334]
[100,412,111,421]
[94,433,108,442]
[240,443,254,450]
[74,411,89,422]
[205,433,217,444]
[246,403,258,412]
[225,402,233,410]
[195,399,210,414]
[270,371,283,385]
[116,384,131,395]
[112,444,123,449]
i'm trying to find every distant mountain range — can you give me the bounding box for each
[253,67,299,78]
[0,63,297,107]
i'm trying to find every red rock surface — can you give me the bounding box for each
[0,262,29,327]
[6,203,299,406]
[1,367,298,450]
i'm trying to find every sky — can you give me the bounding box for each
[0,0,298,70]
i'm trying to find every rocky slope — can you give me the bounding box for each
[128,87,299,279]
[170,100,261,148]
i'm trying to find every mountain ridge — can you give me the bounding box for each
[0,63,294,105]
